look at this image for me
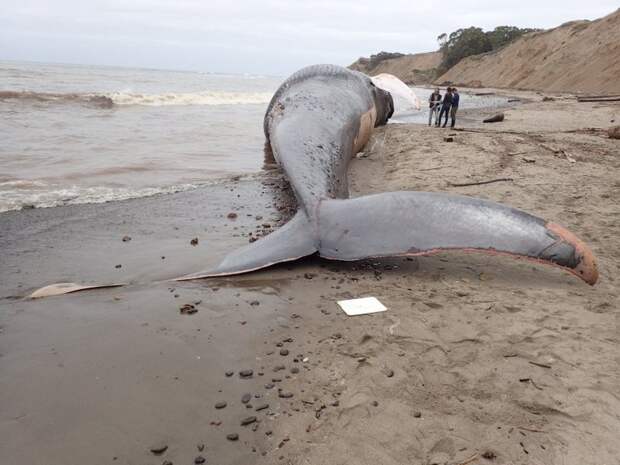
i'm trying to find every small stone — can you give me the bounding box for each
[122,235,131,242]
[194,456,206,464]
[279,349,289,356]
[273,364,285,372]
[444,136,454,142]
[278,391,294,399]
[215,401,227,409]
[241,416,257,426]
[115,264,122,269]
[385,369,394,378]
[482,450,497,459]
[149,443,168,455]
[226,433,239,441]
[241,393,252,403]
[227,212,238,219]
[413,411,422,418]
[225,370,234,377]
[239,369,253,378]
[265,383,275,389]
[197,444,204,452]
[371,400,379,407]
[163,461,173,465]
[255,403,269,411]
[290,367,299,374]
[190,237,199,246]
[180,304,197,315]
[249,300,260,306]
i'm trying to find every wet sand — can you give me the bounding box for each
[1,92,619,465]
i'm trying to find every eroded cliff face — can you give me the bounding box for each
[349,51,442,84]
[436,9,620,94]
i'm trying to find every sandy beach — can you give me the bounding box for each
[1,92,618,465]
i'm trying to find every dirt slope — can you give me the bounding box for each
[349,51,442,84]
[436,9,620,94]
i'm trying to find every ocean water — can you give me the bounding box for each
[0,61,509,212]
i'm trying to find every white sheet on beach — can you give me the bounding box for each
[337,297,387,316]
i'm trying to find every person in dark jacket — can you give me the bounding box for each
[450,88,460,128]
[428,88,442,126]
[438,87,453,127]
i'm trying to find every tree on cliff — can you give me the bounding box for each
[438,25,540,72]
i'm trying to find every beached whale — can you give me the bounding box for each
[30,64,597,298]
[177,64,598,285]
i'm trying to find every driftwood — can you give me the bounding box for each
[539,143,577,163]
[577,97,620,103]
[449,178,513,187]
[483,113,505,123]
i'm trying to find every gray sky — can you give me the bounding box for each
[1,0,617,75]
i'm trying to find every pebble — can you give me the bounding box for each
[278,391,294,399]
[241,393,252,403]
[149,443,168,455]
[194,456,206,464]
[179,304,197,315]
[115,264,122,269]
[227,212,238,219]
[197,444,204,452]
[265,383,275,389]
[414,411,422,418]
[225,370,234,377]
[239,369,253,378]
[215,401,227,409]
[241,416,257,426]
[249,300,260,306]
[273,364,285,372]
[279,349,289,356]
[226,433,239,441]
[190,238,199,246]
[290,367,299,374]
[385,369,394,378]
[371,400,379,407]
[122,235,131,242]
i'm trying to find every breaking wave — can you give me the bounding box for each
[0,90,273,108]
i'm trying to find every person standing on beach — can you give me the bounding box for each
[428,88,442,126]
[450,88,460,128]
[438,87,453,128]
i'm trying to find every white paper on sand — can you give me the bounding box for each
[337,297,387,316]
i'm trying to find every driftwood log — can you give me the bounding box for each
[483,113,505,123]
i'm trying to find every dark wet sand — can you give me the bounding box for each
[1,91,619,465]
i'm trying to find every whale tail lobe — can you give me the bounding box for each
[186,192,597,285]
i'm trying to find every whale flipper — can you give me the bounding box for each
[317,192,598,285]
[175,211,318,280]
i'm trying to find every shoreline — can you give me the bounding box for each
[1,91,619,465]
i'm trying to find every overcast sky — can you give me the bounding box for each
[1,0,617,75]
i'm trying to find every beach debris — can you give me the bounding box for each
[542,96,555,102]
[241,416,257,426]
[577,94,620,103]
[226,433,239,441]
[190,237,199,246]
[215,401,227,409]
[481,450,497,460]
[122,235,131,242]
[483,113,505,123]
[608,125,620,139]
[448,177,514,188]
[337,297,387,316]
[149,443,168,455]
[28,282,125,299]
[179,303,197,315]
[522,157,536,163]
[255,403,269,411]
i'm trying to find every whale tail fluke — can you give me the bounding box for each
[317,192,598,285]
[175,211,318,280]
